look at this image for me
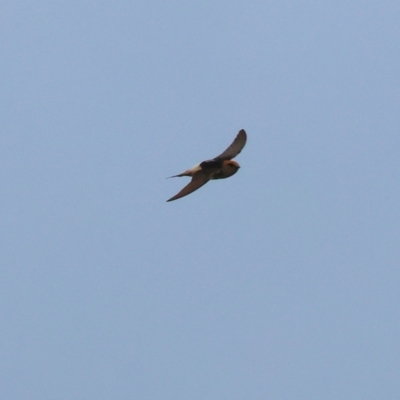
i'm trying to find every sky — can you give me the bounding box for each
[1,1,400,399]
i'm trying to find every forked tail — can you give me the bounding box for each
[166,171,190,179]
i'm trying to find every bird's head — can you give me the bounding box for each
[223,160,240,176]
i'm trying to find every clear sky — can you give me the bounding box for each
[2,2,400,399]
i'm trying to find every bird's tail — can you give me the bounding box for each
[166,171,190,179]
[166,164,201,179]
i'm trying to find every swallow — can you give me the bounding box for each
[167,129,247,202]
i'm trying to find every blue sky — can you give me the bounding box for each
[2,2,400,399]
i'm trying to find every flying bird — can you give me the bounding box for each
[167,129,247,202]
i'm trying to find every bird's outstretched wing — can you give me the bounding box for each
[213,129,247,161]
[167,171,210,202]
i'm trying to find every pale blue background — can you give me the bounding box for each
[2,2,400,399]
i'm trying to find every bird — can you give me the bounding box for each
[166,129,247,202]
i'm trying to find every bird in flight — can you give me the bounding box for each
[167,129,247,202]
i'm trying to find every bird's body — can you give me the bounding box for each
[167,129,247,202]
